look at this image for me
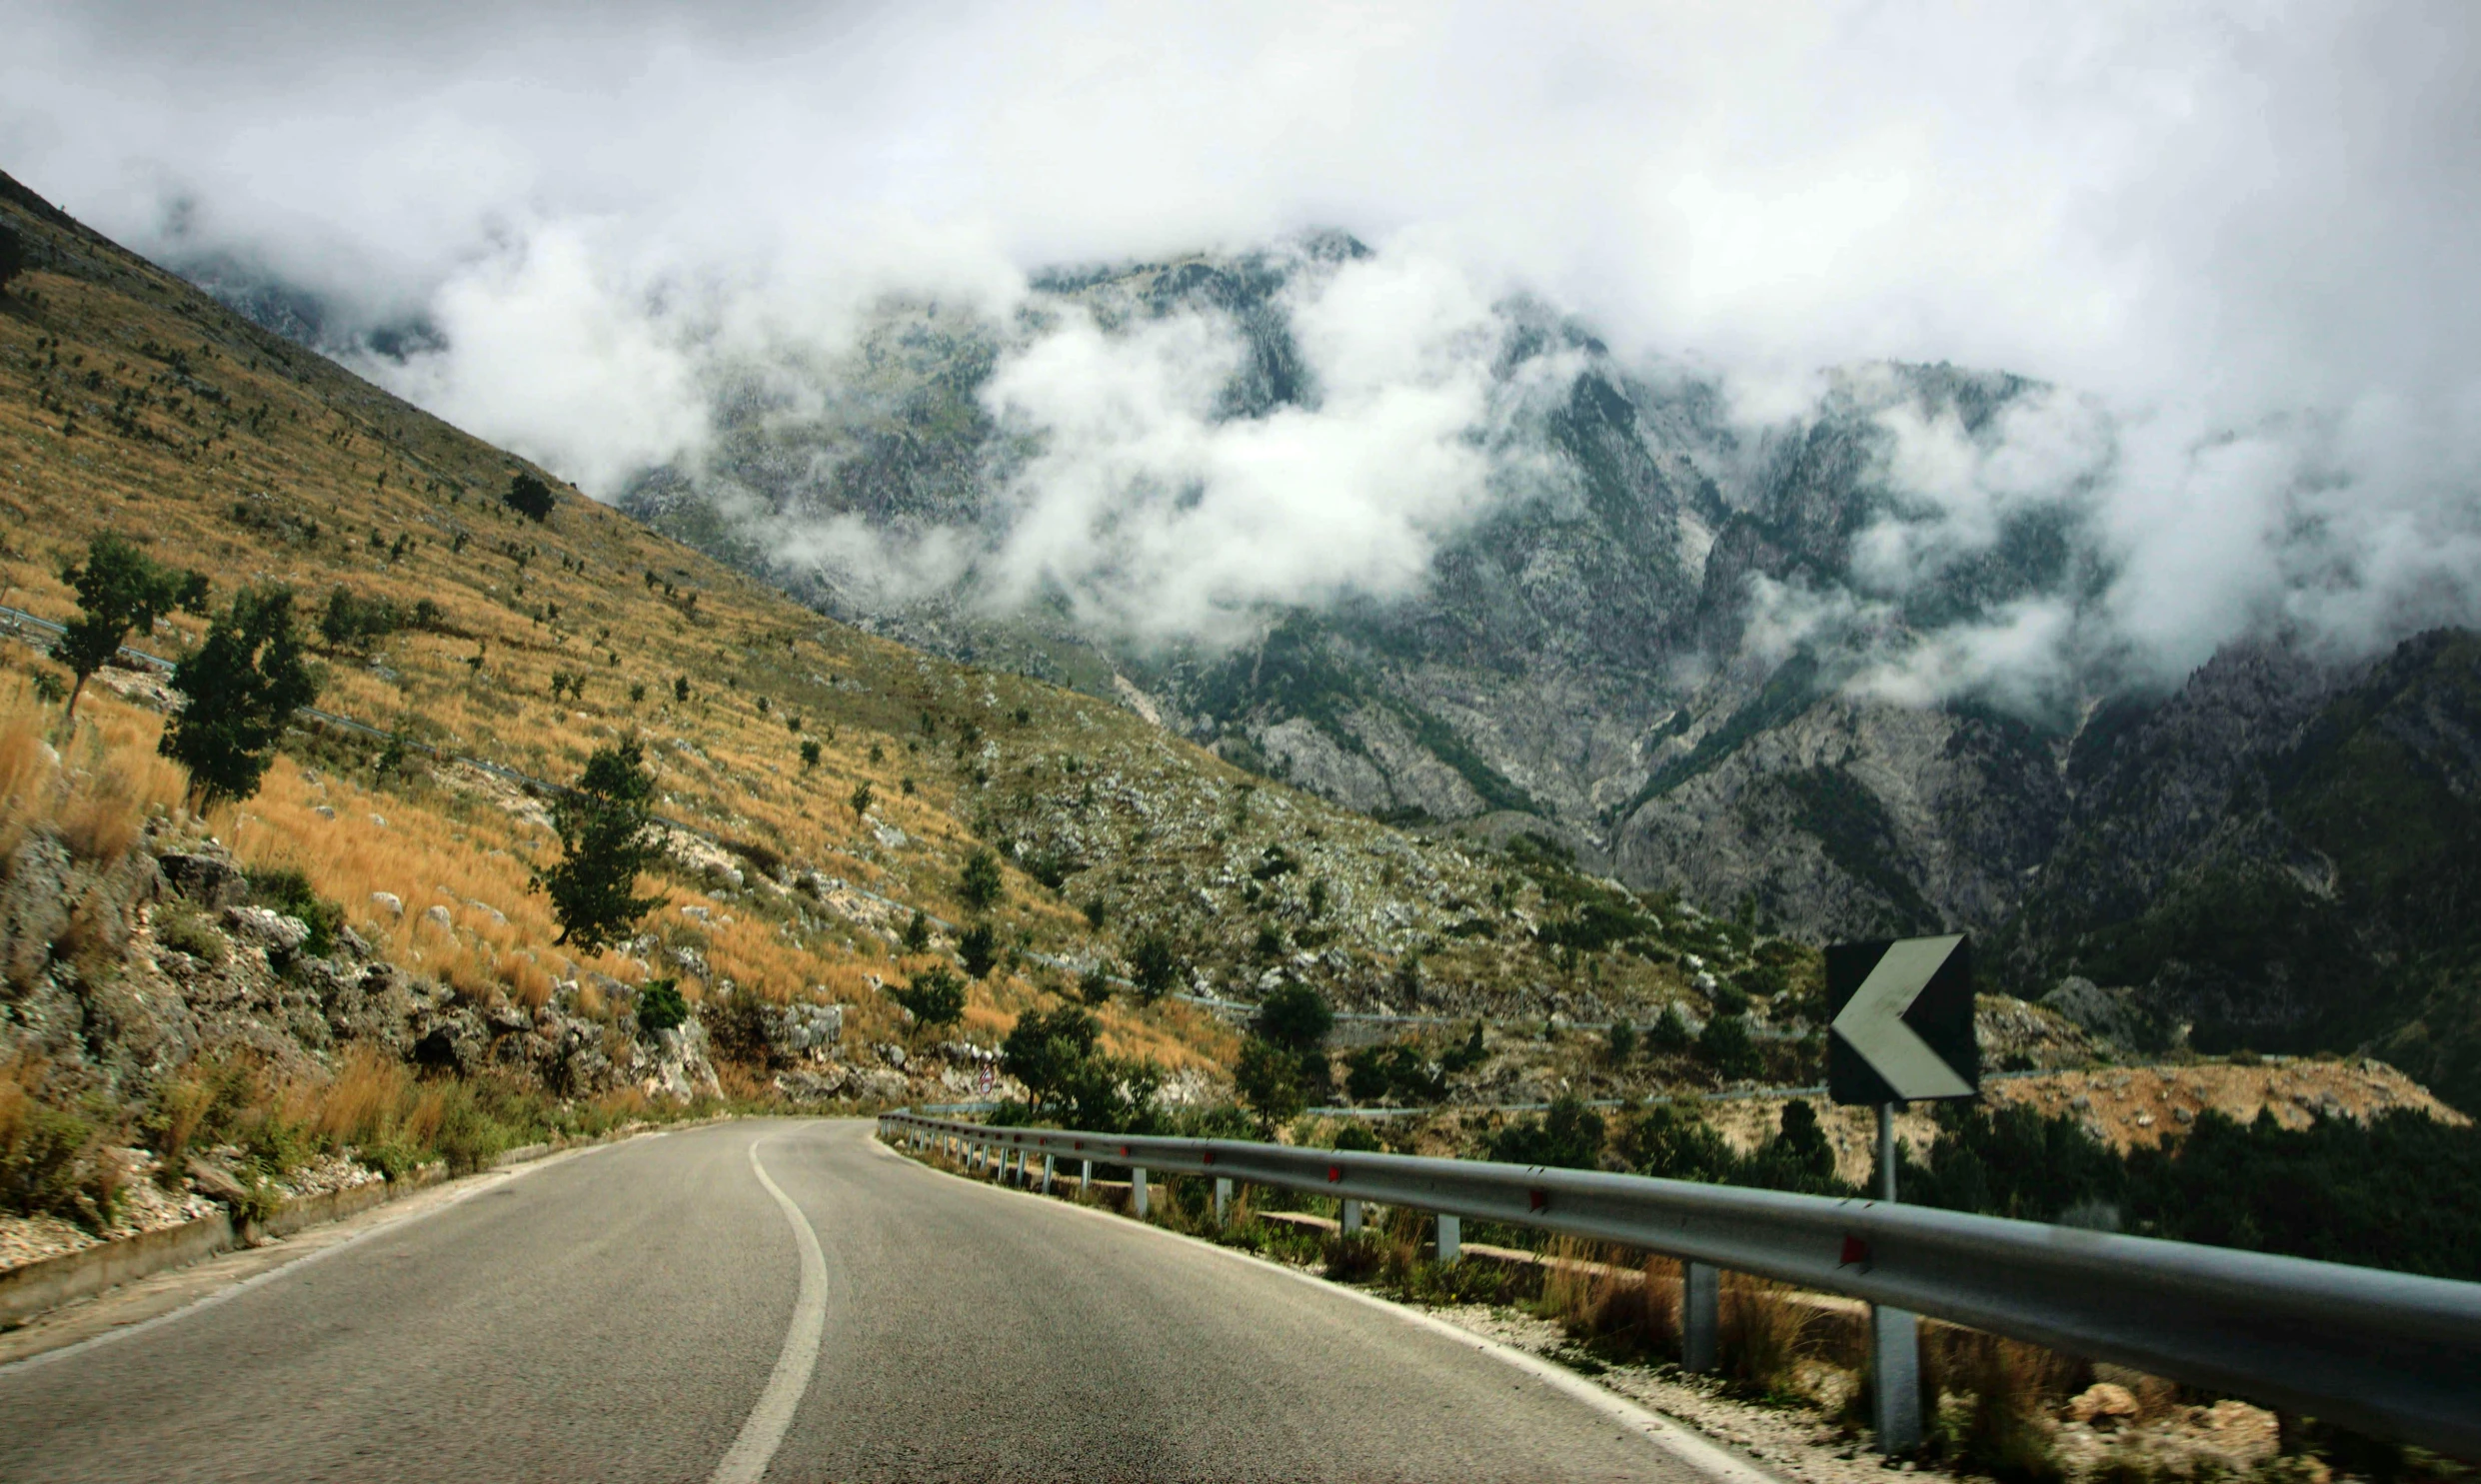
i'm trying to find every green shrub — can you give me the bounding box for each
[637,978,689,1034]
[243,867,342,957]
[958,922,1000,979]
[153,898,228,965]
[0,1090,115,1229]
[1489,1095,1605,1169]
[891,966,966,1032]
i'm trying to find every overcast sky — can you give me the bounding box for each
[5,1,2479,687]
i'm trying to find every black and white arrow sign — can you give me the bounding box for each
[1825,934,1978,1105]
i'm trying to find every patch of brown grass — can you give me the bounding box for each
[1719,1270,1816,1398]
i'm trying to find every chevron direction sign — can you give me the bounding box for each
[1825,934,1978,1105]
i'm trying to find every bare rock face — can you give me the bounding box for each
[158,852,246,909]
[0,834,73,989]
[223,906,311,955]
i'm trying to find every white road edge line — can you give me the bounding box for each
[710,1132,830,1484]
[0,1139,624,1380]
[869,1133,1784,1484]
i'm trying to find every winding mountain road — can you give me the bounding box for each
[0,1119,1760,1483]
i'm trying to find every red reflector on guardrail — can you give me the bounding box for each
[1528,1188,1548,1211]
[1840,1235,1870,1266]
[1327,1165,1341,1182]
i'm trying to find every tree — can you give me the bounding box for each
[1605,1020,1638,1063]
[1697,1012,1762,1081]
[799,739,821,771]
[1647,1004,1694,1056]
[902,909,931,953]
[850,780,874,817]
[1128,931,1184,1004]
[159,587,317,808]
[1488,1094,1606,1169]
[958,921,1000,979]
[636,979,689,1035]
[54,533,208,722]
[1077,965,1116,1006]
[959,847,1004,912]
[1234,1036,1305,1132]
[0,224,25,296]
[1002,1004,1100,1112]
[891,965,966,1034]
[504,474,555,523]
[533,738,666,950]
[1254,982,1333,1056]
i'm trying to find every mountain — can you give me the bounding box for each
[0,166,1876,1134]
[140,212,2481,1106]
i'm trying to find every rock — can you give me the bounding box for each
[223,905,311,953]
[0,833,73,987]
[2068,1383,2139,1423]
[422,904,454,932]
[312,805,336,820]
[370,892,403,916]
[184,1155,252,1208]
[875,1041,908,1069]
[157,852,246,908]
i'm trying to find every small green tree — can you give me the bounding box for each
[799,739,821,771]
[1254,982,1333,1056]
[1697,1012,1762,1081]
[159,587,317,807]
[1077,965,1116,1006]
[850,780,874,817]
[54,532,208,722]
[959,847,1004,912]
[1647,1004,1694,1056]
[636,978,689,1034]
[958,921,1000,979]
[1128,931,1183,1004]
[1605,1020,1638,1063]
[891,965,966,1034]
[504,473,555,522]
[1234,1036,1305,1132]
[533,738,666,949]
[902,909,932,954]
[1002,1004,1100,1113]
[673,675,691,704]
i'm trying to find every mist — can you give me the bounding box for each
[6,0,2479,698]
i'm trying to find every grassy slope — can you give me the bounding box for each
[0,170,1754,1084]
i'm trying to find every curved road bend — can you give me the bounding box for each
[0,1118,1748,1483]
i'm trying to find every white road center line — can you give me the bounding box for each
[710,1133,830,1484]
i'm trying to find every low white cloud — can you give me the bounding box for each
[6,0,2479,695]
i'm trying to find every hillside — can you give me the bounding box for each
[510,240,2481,1108]
[0,167,1886,1149]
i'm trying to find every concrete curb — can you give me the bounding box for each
[0,1114,744,1330]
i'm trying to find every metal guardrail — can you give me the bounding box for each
[879,1108,2481,1460]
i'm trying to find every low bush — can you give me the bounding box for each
[0,1066,118,1229]
[242,866,343,957]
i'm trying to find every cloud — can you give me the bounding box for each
[5,0,2479,689]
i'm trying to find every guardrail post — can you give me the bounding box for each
[1132,1167,1150,1217]
[1434,1213,1459,1264]
[1871,1305,1922,1454]
[1042,1154,1055,1194]
[1681,1261,1719,1373]
[1080,1158,1092,1195]
[1214,1177,1233,1226]
[1340,1199,1361,1236]
[1866,1099,1924,1455]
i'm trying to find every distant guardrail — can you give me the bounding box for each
[879,1108,2481,1460]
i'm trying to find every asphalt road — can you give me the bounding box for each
[0,1119,1755,1483]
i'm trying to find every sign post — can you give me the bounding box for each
[1826,933,1979,1457]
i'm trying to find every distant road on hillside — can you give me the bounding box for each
[0,1120,1739,1483]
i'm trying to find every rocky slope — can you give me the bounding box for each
[143,206,2481,1104]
